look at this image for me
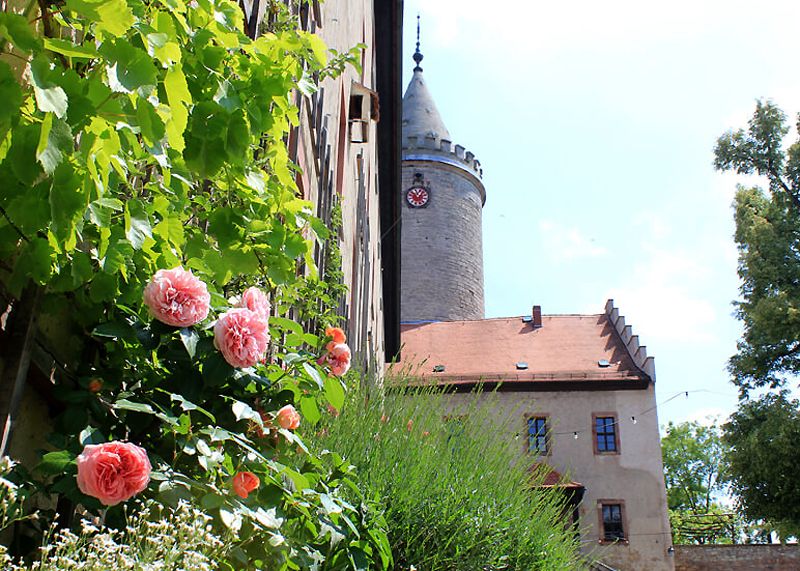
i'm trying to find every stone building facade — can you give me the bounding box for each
[399,55,486,322]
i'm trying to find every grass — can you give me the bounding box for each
[311,382,588,570]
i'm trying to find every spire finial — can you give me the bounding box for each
[413,14,423,71]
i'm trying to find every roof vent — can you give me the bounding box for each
[515,362,528,370]
[433,364,446,373]
[598,359,610,368]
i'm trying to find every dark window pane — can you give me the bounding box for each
[602,504,625,540]
[528,417,548,454]
[596,416,617,452]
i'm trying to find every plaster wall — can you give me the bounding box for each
[400,160,485,322]
[442,384,674,571]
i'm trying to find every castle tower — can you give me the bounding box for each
[400,29,486,322]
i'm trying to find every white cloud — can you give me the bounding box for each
[538,219,608,260]
[606,246,717,344]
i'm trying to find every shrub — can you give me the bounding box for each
[311,385,588,570]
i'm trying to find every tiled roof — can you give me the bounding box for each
[531,463,584,489]
[389,313,650,385]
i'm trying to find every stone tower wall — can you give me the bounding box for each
[400,155,485,322]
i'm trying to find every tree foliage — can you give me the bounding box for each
[662,421,736,544]
[714,100,800,394]
[723,392,800,539]
[662,420,727,513]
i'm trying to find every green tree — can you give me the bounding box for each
[714,100,800,395]
[723,392,800,539]
[662,420,727,513]
[662,421,736,544]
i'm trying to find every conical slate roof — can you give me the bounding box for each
[402,68,451,143]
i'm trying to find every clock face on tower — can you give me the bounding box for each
[406,186,430,208]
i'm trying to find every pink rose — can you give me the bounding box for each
[143,267,210,327]
[238,287,271,321]
[326,343,351,377]
[214,308,270,368]
[76,441,151,506]
[232,471,260,499]
[276,404,300,430]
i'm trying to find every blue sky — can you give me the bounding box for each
[401,0,800,428]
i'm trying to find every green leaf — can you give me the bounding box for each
[136,99,166,146]
[168,393,215,422]
[302,362,324,390]
[93,320,135,339]
[66,0,135,38]
[201,492,225,510]
[300,396,321,425]
[114,399,156,415]
[183,101,241,177]
[324,377,345,411]
[89,272,118,302]
[7,125,42,184]
[153,215,185,247]
[232,400,260,422]
[203,352,234,385]
[179,327,199,358]
[0,62,22,130]
[305,32,329,66]
[78,426,105,445]
[44,38,98,59]
[30,57,68,119]
[164,65,191,152]
[101,39,158,93]
[0,12,42,53]
[36,113,73,175]
[269,317,304,334]
[87,198,123,227]
[49,163,87,245]
[124,199,152,249]
[16,237,53,284]
[36,450,75,476]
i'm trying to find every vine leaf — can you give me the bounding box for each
[0,62,22,129]
[30,57,68,119]
[101,39,159,93]
[124,199,152,250]
[66,0,135,38]
[36,114,73,175]
[0,13,42,53]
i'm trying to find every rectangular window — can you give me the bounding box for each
[594,414,618,453]
[527,416,548,455]
[600,503,626,541]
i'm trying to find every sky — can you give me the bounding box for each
[401,0,800,429]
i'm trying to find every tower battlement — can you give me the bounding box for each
[402,134,483,179]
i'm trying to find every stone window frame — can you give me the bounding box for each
[597,499,629,544]
[524,413,551,456]
[592,412,620,455]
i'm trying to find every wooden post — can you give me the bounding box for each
[0,285,40,457]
